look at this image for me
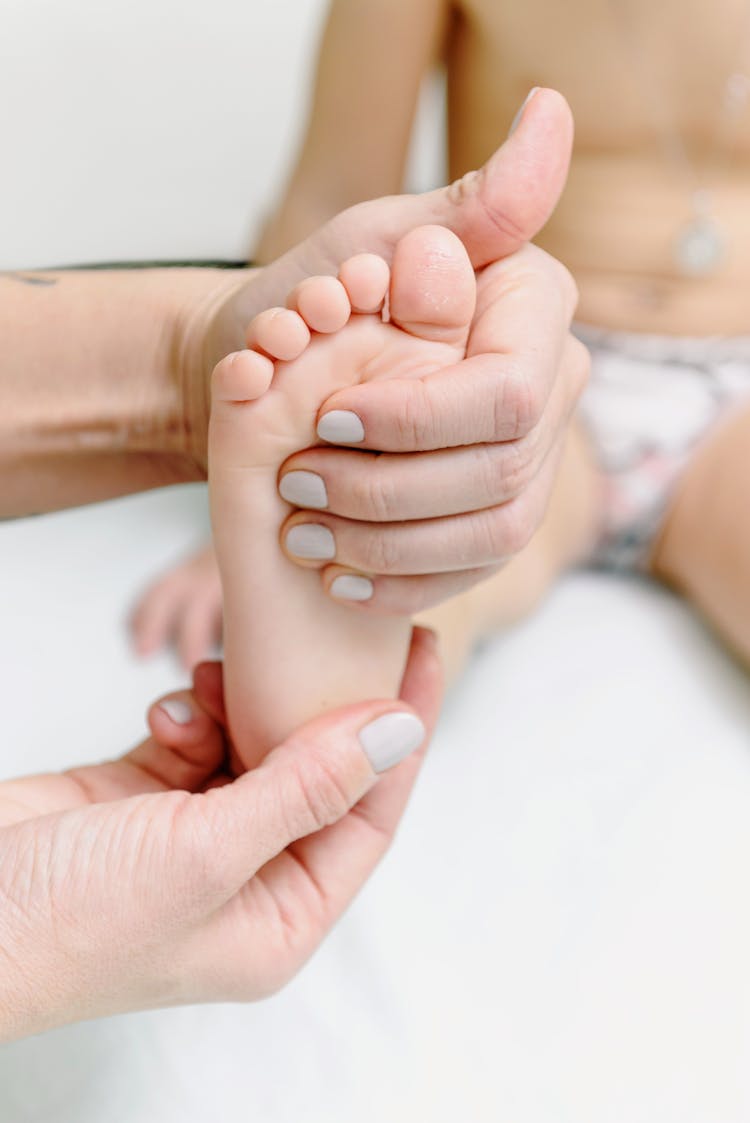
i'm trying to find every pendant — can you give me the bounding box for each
[673,215,726,278]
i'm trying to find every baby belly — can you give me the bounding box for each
[537,153,750,336]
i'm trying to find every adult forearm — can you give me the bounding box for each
[0,267,244,516]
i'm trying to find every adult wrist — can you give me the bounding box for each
[0,265,254,513]
[172,268,252,474]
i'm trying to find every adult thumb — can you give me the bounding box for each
[342,87,573,269]
[426,87,573,264]
[195,698,428,893]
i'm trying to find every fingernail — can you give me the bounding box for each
[285,524,336,560]
[317,410,365,444]
[509,87,540,136]
[160,698,193,725]
[279,470,328,509]
[330,574,374,602]
[359,712,426,774]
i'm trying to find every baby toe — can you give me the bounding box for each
[212,350,275,403]
[245,307,311,361]
[288,275,351,334]
[339,253,391,314]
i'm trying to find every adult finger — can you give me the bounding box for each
[315,245,584,453]
[328,87,574,272]
[278,333,585,523]
[316,564,499,616]
[192,660,227,725]
[122,690,225,793]
[330,625,443,835]
[257,627,441,880]
[188,658,433,897]
[269,628,443,917]
[280,448,560,577]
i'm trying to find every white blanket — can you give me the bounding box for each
[2,488,750,1122]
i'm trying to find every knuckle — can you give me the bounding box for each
[481,500,535,560]
[470,442,521,504]
[489,437,537,500]
[396,381,438,448]
[352,466,398,522]
[446,167,482,207]
[466,511,500,565]
[495,363,543,439]
[394,390,423,448]
[287,750,353,836]
[502,500,536,556]
[459,168,528,248]
[167,791,221,887]
[135,790,231,913]
[473,443,508,503]
[360,527,403,574]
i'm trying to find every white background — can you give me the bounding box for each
[0,0,443,268]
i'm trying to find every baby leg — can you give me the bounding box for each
[650,403,750,663]
[209,226,476,769]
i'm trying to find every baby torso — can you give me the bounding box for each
[447,0,750,333]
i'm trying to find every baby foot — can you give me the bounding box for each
[209,225,476,770]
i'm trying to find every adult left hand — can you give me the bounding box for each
[0,630,441,1041]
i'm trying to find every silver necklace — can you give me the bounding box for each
[612,1,750,277]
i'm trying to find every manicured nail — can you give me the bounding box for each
[509,87,540,136]
[359,712,426,774]
[279,470,328,509]
[317,410,365,444]
[330,574,374,602]
[285,524,336,560]
[160,698,193,725]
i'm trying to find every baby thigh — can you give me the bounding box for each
[650,403,750,662]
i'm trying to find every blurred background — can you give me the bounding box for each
[1,0,444,268]
[3,3,750,1121]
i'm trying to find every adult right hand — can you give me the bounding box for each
[0,628,441,1042]
[201,92,585,616]
[193,88,575,467]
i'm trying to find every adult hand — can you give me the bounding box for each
[204,88,572,364]
[0,629,441,1042]
[198,89,587,614]
[279,241,587,613]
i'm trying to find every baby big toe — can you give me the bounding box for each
[388,225,476,345]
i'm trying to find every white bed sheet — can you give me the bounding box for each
[2,488,750,1122]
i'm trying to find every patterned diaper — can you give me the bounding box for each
[575,324,750,571]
